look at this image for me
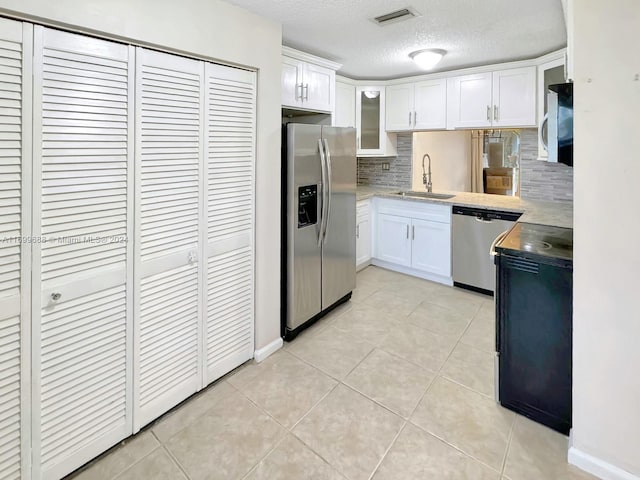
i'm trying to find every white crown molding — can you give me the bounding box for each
[569,447,640,480]
[282,45,342,71]
[253,337,283,363]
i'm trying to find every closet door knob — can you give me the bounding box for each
[51,293,62,301]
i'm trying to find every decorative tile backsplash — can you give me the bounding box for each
[356,129,573,204]
[357,133,412,189]
[519,128,573,203]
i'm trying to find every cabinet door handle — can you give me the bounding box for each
[408,111,411,125]
[357,136,360,150]
[494,105,499,122]
[413,111,417,127]
[412,225,415,240]
[487,105,491,122]
[295,83,302,101]
[304,83,309,100]
[356,224,360,239]
[406,224,410,239]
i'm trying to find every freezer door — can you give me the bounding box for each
[286,124,324,330]
[321,126,357,308]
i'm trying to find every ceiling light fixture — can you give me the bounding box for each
[363,91,380,99]
[409,49,447,70]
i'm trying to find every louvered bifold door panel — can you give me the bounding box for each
[134,48,204,429]
[204,64,255,384]
[32,27,134,480]
[0,18,31,480]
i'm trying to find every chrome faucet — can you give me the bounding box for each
[422,153,432,192]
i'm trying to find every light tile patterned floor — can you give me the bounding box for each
[68,266,595,480]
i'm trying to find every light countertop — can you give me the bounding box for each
[356,186,573,229]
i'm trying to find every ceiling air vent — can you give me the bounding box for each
[371,7,421,26]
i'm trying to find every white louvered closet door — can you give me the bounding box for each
[32,27,134,480]
[134,48,204,429]
[0,18,31,480]
[204,64,255,383]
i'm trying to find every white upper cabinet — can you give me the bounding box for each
[334,79,355,127]
[386,79,447,131]
[385,83,414,131]
[492,67,537,127]
[447,72,493,128]
[281,56,303,107]
[302,62,334,112]
[447,67,536,129]
[414,79,448,130]
[356,86,396,157]
[281,47,339,113]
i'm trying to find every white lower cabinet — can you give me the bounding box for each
[356,200,371,269]
[411,218,451,276]
[373,199,452,283]
[375,214,411,267]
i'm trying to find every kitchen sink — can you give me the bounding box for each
[396,191,456,200]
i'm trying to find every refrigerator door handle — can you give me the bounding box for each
[318,138,328,246]
[322,138,333,244]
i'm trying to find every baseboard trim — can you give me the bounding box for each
[253,337,283,363]
[371,259,453,286]
[568,447,640,480]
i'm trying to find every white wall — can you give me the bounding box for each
[411,131,472,192]
[571,0,640,477]
[0,0,283,351]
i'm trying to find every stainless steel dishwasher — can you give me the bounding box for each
[452,206,521,295]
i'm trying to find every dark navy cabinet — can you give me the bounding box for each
[496,251,573,435]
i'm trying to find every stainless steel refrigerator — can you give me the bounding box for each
[281,124,356,340]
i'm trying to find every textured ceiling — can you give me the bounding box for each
[224,0,567,80]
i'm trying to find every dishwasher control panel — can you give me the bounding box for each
[452,206,522,222]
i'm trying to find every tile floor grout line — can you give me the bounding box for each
[500,414,517,476]
[339,342,377,379]
[367,420,408,480]
[284,326,377,383]
[106,443,170,480]
[239,432,288,480]
[368,344,439,377]
[337,381,407,422]
[283,383,353,476]
[439,373,496,400]
[225,379,294,433]
[288,382,341,433]
[405,419,504,475]
[158,443,192,480]
[405,372,438,421]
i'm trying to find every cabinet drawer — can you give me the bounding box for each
[375,198,451,224]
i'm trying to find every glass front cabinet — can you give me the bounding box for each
[355,86,396,157]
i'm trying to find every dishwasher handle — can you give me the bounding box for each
[490,230,510,258]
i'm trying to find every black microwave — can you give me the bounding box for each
[540,83,573,167]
